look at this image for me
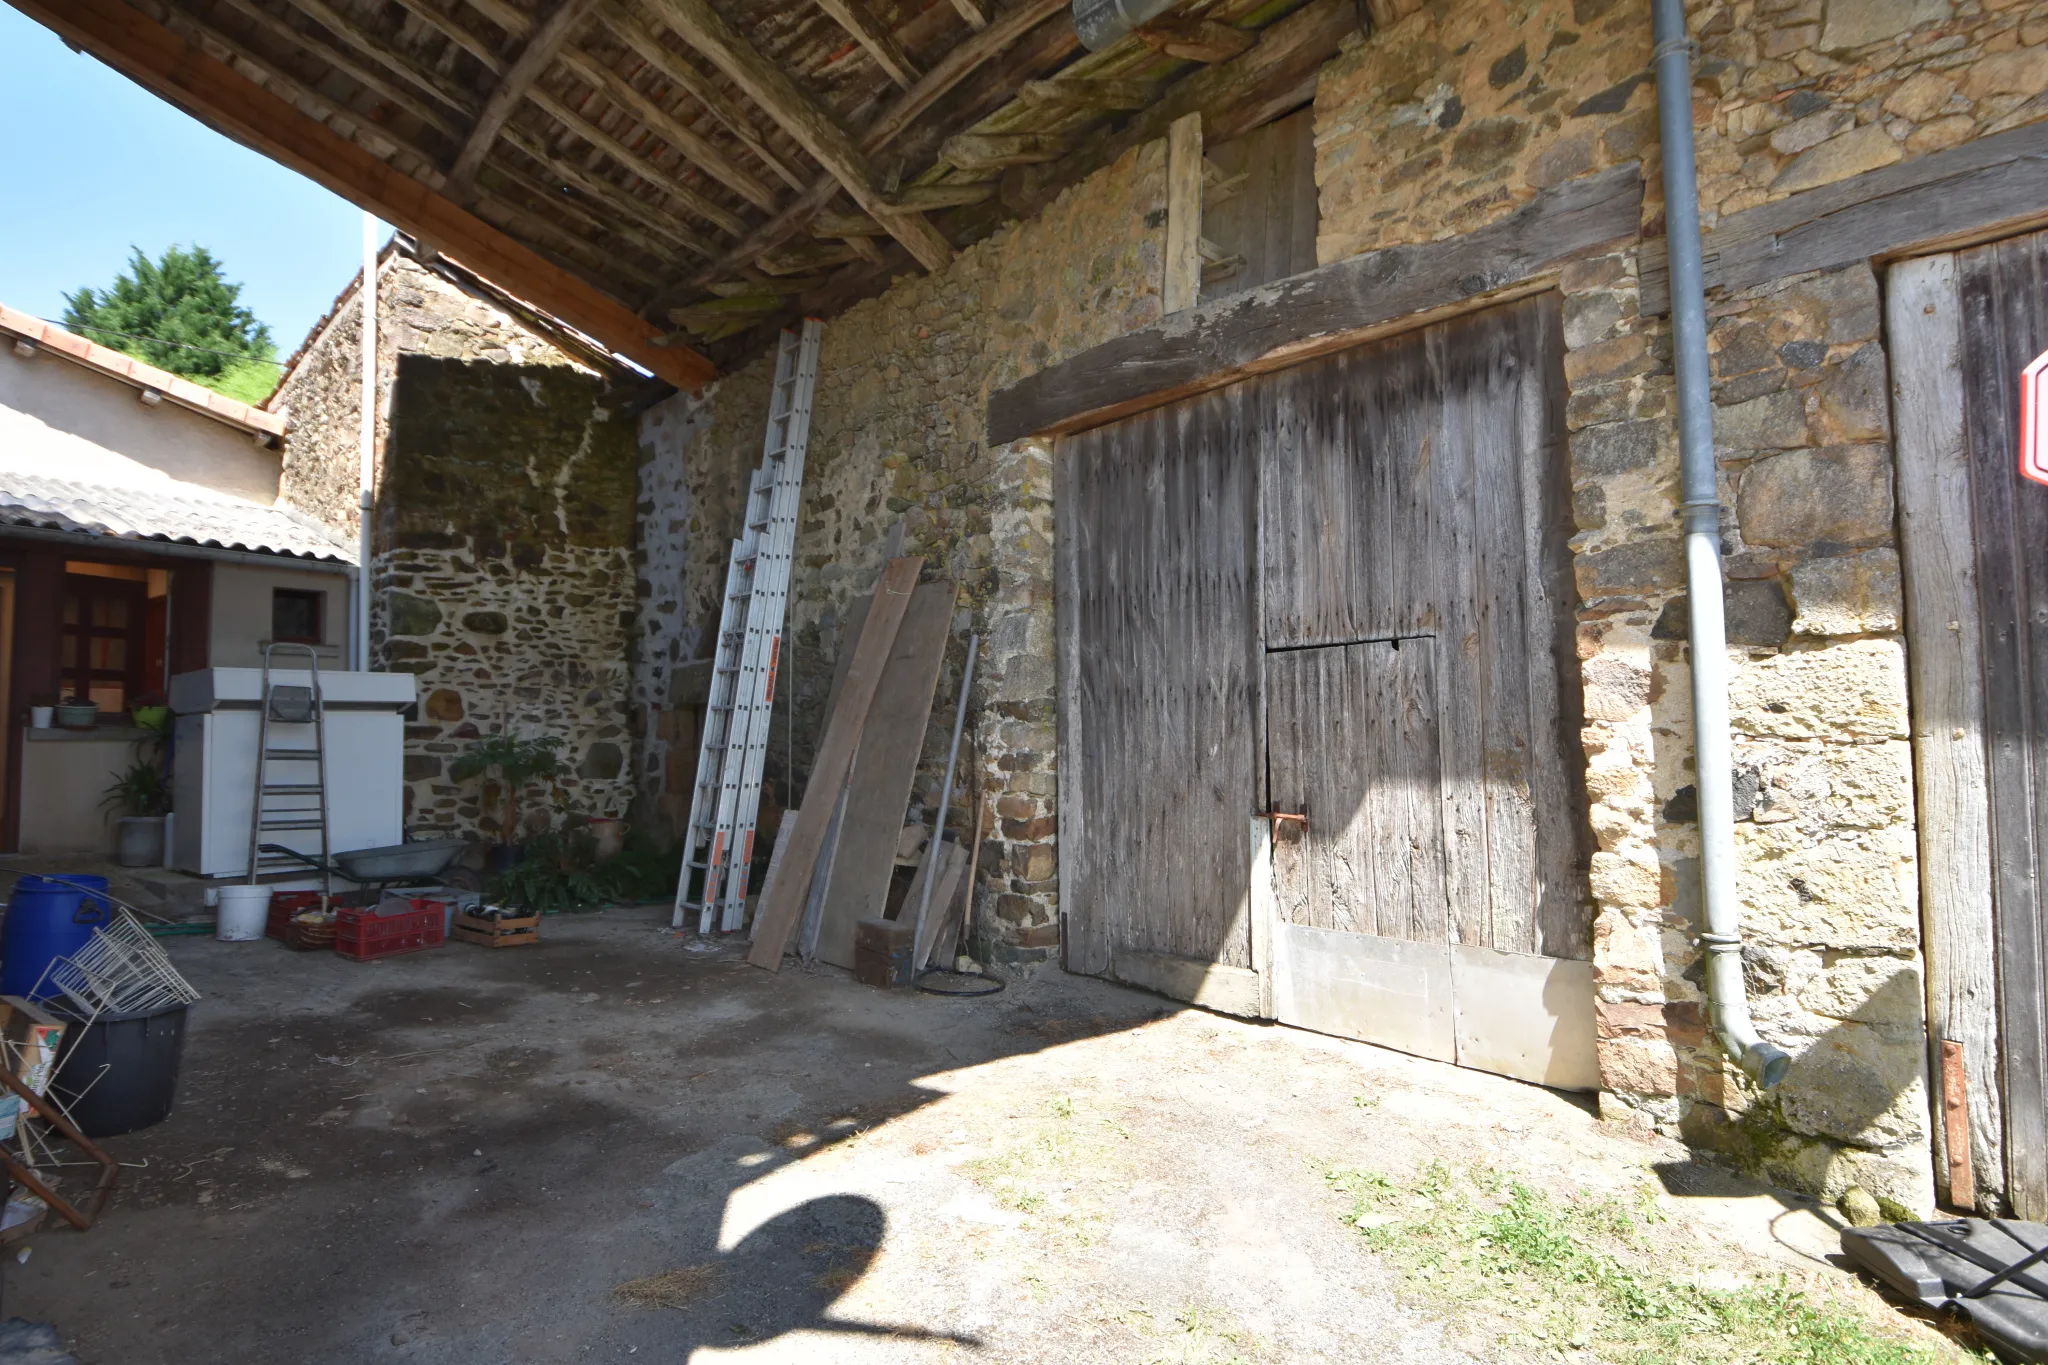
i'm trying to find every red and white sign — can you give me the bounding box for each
[2025,347,2048,487]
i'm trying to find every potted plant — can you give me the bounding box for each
[102,759,170,867]
[449,733,564,873]
[54,695,99,729]
[101,706,174,867]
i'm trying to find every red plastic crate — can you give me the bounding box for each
[264,891,327,942]
[334,898,446,962]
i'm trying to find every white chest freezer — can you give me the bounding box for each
[168,667,417,877]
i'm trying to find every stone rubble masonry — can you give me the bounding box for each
[635,139,1166,964]
[272,255,638,837]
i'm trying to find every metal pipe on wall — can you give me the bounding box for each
[354,212,377,672]
[1652,0,1788,1089]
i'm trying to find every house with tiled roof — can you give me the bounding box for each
[0,302,356,855]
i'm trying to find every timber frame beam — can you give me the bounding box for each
[16,0,716,390]
[987,164,1645,443]
[447,0,604,195]
[644,0,954,273]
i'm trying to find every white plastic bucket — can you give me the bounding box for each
[215,886,272,942]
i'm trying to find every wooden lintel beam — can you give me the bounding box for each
[642,0,953,272]
[449,0,603,192]
[814,0,919,89]
[14,0,714,390]
[987,165,1642,443]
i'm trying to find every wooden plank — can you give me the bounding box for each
[1199,107,1318,304]
[1163,111,1204,314]
[986,162,1642,444]
[1060,387,1259,981]
[1135,15,1256,62]
[912,840,968,971]
[555,47,780,211]
[1641,120,2048,314]
[448,0,603,193]
[1385,640,1450,946]
[1957,234,2048,1218]
[1510,294,1593,960]
[814,0,919,89]
[947,0,989,29]
[642,0,954,272]
[813,582,955,970]
[13,0,716,392]
[1888,251,2004,1211]
[748,556,924,969]
[1458,306,1539,956]
[1054,433,1104,975]
[1423,319,1489,950]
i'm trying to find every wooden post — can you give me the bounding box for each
[1164,111,1204,314]
[1943,1038,1976,1209]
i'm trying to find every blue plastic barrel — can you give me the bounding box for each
[2,874,110,999]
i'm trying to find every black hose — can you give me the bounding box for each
[914,969,1005,998]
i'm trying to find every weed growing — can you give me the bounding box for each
[1320,1162,1982,1365]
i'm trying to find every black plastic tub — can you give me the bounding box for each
[48,1000,190,1138]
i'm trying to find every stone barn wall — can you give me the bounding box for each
[272,253,639,838]
[635,139,1166,963]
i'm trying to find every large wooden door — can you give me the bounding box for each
[1056,295,1595,1084]
[1260,299,1595,1089]
[1056,385,1264,1013]
[1892,232,2048,1217]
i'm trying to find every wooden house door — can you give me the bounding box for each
[1892,232,2048,1217]
[1057,295,1598,1088]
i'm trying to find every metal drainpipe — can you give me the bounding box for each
[355,212,377,673]
[1652,0,1789,1089]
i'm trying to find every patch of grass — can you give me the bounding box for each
[612,1264,722,1310]
[1139,1301,1262,1365]
[1320,1163,1981,1365]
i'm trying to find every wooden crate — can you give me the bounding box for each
[451,911,540,948]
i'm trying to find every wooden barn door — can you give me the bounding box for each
[1056,386,1264,1014]
[1056,294,1596,1086]
[1892,233,2048,1217]
[1260,298,1596,1089]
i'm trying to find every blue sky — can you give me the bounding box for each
[0,6,388,356]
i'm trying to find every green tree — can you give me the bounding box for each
[62,244,281,404]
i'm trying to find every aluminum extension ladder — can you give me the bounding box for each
[672,319,822,933]
[246,642,333,899]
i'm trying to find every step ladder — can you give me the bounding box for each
[246,642,333,899]
[672,319,822,933]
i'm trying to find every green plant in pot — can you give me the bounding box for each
[102,759,171,868]
[449,733,564,869]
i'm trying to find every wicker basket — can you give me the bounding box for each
[282,916,338,952]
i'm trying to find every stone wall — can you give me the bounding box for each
[635,139,1166,962]
[1307,0,2048,1212]
[272,254,640,838]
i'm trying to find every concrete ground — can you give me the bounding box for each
[1,905,1954,1363]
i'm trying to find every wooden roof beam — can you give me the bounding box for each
[813,0,919,90]
[449,0,603,192]
[555,48,779,211]
[600,3,809,192]
[207,0,463,140]
[947,0,990,31]
[651,0,1068,310]
[275,0,471,116]
[16,0,715,389]
[642,0,954,272]
[386,0,761,234]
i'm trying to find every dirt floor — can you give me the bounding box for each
[1,905,1975,1363]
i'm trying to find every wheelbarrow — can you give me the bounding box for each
[256,838,480,897]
